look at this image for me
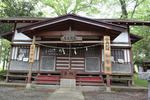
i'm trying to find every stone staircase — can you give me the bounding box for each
[35,75,105,87]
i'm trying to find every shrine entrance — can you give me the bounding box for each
[40,43,100,73]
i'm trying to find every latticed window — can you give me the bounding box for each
[111,49,124,62]
[85,46,99,57]
[41,44,100,57]
[17,47,30,60]
[71,48,85,56]
[56,44,69,56]
[71,44,85,56]
[42,47,56,55]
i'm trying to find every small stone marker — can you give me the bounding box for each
[138,70,150,100]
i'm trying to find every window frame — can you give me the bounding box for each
[111,49,124,63]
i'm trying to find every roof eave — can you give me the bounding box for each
[17,14,126,34]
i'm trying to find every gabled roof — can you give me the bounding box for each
[95,19,150,26]
[0,14,144,43]
[0,16,150,26]
[16,14,126,40]
[130,33,143,44]
[0,32,13,41]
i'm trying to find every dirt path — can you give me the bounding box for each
[83,91,148,100]
[0,86,53,100]
[0,86,148,100]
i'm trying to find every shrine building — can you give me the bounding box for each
[0,14,148,89]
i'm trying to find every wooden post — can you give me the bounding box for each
[145,64,147,72]
[104,36,111,91]
[106,74,110,88]
[5,45,13,82]
[26,36,36,89]
[27,63,33,83]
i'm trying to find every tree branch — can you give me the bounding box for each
[131,0,145,19]
[119,0,128,18]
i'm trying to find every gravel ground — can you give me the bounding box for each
[83,91,148,100]
[0,86,53,100]
[0,86,148,100]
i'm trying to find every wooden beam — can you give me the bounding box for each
[35,40,104,44]
[12,40,32,42]
[35,31,108,37]
[26,35,36,88]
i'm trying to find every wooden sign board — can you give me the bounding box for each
[61,34,82,42]
[104,36,111,74]
[29,44,35,63]
[61,70,76,79]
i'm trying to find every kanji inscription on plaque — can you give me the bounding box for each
[104,36,111,74]
[29,44,35,63]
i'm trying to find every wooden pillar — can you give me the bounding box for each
[129,48,134,85]
[127,25,134,85]
[26,36,36,88]
[27,63,33,83]
[145,64,147,72]
[106,74,110,87]
[5,45,13,82]
[104,36,111,91]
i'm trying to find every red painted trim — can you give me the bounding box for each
[107,80,110,87]
[27,77,31,83]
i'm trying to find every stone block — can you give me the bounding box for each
[60,79,76,90]
[138,72,150,80]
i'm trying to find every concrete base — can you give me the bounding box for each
[106,87,111,92]
[26,83,32,89]
[34,85,60,90]
[132,80,135,86]
[60,79,76,90]
[0,81,148,92]
[77,86,106,91]
[47,90,85,100]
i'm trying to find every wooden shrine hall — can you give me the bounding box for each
[0,14,147,88]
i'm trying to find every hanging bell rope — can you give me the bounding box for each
[34,42,101,50]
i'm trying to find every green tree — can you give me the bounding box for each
[1,39,10,70]
[0,0,43,70]
[107,0,150,62]
[129,0,150,63]
[131,26,150,63]
[104,0,147,18]
[42,0,105,16]
[0,0,43,17]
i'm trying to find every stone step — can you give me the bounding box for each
[60,79,76,90]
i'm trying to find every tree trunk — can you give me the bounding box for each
[6,55,9,69]
[119,0,128,18]
[2,59,5,71]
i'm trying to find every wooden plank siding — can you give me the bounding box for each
[56,57,70,69]
[56,57,85,71]
[70,57,85,70]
